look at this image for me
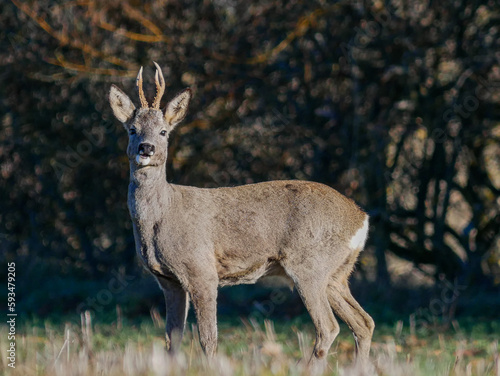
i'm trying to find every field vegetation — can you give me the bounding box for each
[2,312,499,375]
[3,258,499,375]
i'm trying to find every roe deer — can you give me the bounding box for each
[108,62,374,366]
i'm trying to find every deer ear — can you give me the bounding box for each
[109,85,136,125]
[164,88,191,129]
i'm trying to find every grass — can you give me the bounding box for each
[1,312,499,376]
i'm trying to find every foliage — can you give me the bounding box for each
[0,0,499,315]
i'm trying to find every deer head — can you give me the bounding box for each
[109,62,191,168]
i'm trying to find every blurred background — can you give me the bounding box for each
[0,0,499,326]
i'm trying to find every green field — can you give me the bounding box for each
[2,313,499,375]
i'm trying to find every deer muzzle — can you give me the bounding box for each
[136,143,155,166]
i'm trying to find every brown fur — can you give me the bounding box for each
[108,64,374,367]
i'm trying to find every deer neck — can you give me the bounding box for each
[129,161,168,187]
[128,161,174,221]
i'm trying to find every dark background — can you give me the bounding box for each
[1,0,499,326]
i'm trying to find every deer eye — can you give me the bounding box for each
[160,130,167,136]
[129,128,136,135]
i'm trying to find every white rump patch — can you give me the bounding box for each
[349,216,369,250]
[136,155,151,166]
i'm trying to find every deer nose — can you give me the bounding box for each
[138,143,155,156]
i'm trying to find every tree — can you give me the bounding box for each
[1,1,498,314]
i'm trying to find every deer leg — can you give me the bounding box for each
[327,281,374,364]
[294,279,340,364]
[190,281,218,357]
[156,276,189,352]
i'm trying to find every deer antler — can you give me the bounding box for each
[136,66,149,109]
[152,61,165,109]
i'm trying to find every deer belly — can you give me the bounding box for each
[217,257,287,287]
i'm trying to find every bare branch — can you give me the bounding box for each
[10,0,135,70]
[210,7,330,65]
[46,57,137,78]
[97,20,169,43]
